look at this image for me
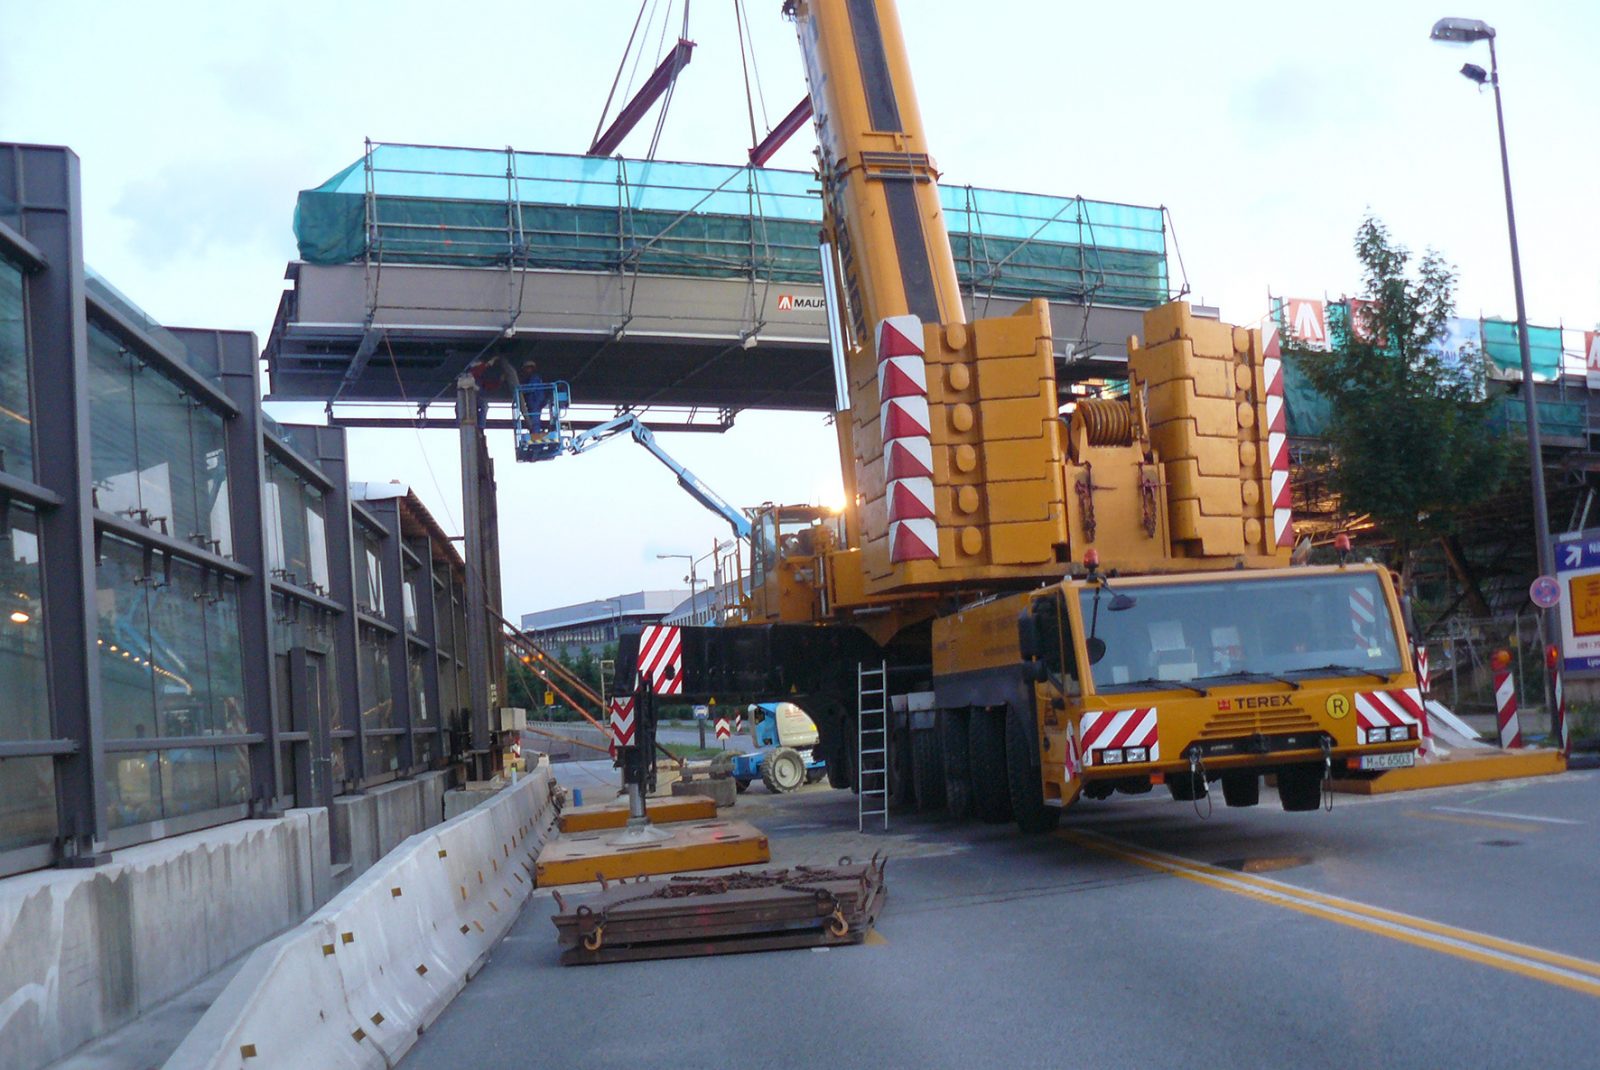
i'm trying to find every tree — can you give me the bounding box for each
[1285,215,1509,588]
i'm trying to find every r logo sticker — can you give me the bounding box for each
[1325,693,1351,720]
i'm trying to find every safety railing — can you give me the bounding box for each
[294,140,1172,308]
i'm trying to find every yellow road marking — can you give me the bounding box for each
[1058,829,1600,999]
[1404,810,1540,833]
[863,929,889,946]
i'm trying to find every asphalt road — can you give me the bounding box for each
[407,764,1600,1070]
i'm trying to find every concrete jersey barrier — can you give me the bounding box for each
[165,762,559,1070]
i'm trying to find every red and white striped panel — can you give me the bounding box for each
[1354,688,1422,744]
[1078,708,1160,766]
[1063,731,1082,782]
[1552,663,1569,758]
[1415,645,1430,694]
[1262,344,1292,548]
[637,624,684,696]
[1494,664,1521,749]
[884,436,934,480]
[1349,586,1376,641]
[609,696,636,749]
[887,476,936,520]
[876,315,939,563]
[880,395,932,440]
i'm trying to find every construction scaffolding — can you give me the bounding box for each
[293,140,1172,311]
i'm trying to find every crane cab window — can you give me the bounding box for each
[1078,571,1403,694]
[752,513,778,587]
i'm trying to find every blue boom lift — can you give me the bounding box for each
[513,378,752,540]
[731,702,828,794]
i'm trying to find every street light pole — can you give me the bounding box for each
[1431,18,1557,667]
[656,552,697,622]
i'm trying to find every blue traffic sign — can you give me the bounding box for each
[1530,575,1561,609]
[1555,537,1600,573]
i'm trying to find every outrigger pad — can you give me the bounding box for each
[550,855,888,965]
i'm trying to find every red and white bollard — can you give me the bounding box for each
[1413,644,1435,756]
[1492,649,1521,749]
[1547,645,1569,759]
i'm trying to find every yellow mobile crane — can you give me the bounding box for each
[617,0,1423,831]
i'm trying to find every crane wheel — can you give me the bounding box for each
[762,747,807,793]
[1277,764,1323,812]
[968,709,1012,824]
[1221,772,1260,808]
[828,716,857,791]
[911,727,947,812]
[941,708,973,820]
[1006,707,1060,834]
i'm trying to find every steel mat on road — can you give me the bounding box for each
[1058,828,1600,1000]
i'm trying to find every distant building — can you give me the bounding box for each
[519,590,688,657]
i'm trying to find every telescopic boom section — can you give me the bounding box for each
[788,0,965,338]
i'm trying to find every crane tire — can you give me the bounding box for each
[968,709,1013,824]
[1277,764,1323,812]
[941,708,973,820]
[911,727,947,812]
[1221,772,1259,808]
[828,716,857,792]
[1006,707,1060,834]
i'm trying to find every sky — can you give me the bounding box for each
[3,0,1596,617]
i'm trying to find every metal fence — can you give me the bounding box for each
[1419,613,1557,735]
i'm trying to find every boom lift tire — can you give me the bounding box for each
[762,747,807,794]
[1220,772,1260,808]
[735,778,751,794]
[911,727,946,812]
[1005,707,1060,834]
[941,708,973,820]
[1276,763,1323,812]
[968,709,1013,824]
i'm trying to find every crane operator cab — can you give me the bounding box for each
[746,504,845,623]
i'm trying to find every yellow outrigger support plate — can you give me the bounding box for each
[558,794,718,834]
[1329,747,1566,795]
[535,820,771,886]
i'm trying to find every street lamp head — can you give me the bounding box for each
[1430,17,1495,44]
[1459,62,1489,86]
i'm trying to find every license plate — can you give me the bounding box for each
[1358,752,1415,771]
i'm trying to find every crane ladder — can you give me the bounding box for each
[857,661,889,832]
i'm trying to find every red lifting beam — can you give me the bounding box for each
[588,38,696,157]
[748,96,813,167]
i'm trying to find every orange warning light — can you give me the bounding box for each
[1491,649,1513,671]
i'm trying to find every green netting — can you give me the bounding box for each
[1281,351,1333,439]
[293,143,1169,308]
[1490,396,1586,440]
[1481,318,1562,381]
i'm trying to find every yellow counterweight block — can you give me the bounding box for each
[1130,302,1288,566]
[855,301,1070,594]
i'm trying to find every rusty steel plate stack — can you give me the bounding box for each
[550,856,887,965]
